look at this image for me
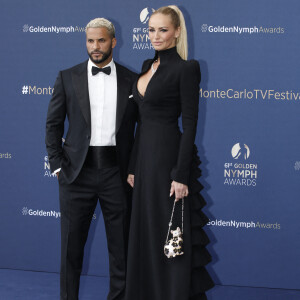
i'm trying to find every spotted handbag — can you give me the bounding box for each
[164,198,184,258]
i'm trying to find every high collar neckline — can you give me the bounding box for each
[154,46,179,61]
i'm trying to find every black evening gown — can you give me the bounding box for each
[125,47,214,300]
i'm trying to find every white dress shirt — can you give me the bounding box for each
[53,59,118,175]
[88,58,117,146]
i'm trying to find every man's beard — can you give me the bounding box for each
[88,48,112,65]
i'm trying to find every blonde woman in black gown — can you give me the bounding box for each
[125,5,214,300]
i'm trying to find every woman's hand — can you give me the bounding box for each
[170,180,189,201]
[127,174,135,188]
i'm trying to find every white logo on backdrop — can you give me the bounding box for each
[294,161,300,171]
[231,143,250,160]
[140,7,155,24]
[201,24,208,32]
[23,24,29,32]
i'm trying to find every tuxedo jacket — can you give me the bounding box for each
[45,60,138,185]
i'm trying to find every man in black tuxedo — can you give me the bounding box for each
[45,18,137,300]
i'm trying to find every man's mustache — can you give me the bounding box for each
[91,51,104,54]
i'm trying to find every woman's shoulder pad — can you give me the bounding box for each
[180,59,200,77]
[181,59,200,69]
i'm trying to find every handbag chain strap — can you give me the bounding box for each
[165,198,184,245]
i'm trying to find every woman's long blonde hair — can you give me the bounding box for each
[151,5,188,60]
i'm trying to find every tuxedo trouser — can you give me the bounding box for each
[59,164,128,300]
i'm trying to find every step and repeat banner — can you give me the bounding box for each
[0,0,299,291]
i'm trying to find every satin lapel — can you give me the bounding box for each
[72,61,91,132]
[116,63,131,133]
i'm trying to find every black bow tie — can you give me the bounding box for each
[92,66,111,76]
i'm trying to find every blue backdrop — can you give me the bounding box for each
[0,0,299,291]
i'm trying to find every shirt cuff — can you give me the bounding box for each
[53,168,61,175]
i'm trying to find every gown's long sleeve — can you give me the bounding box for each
[127,120,141,175]
[170,60,201,185]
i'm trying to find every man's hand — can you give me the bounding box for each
[56,172,60,179]
[170,181,189,201]
[127,174,134,188]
